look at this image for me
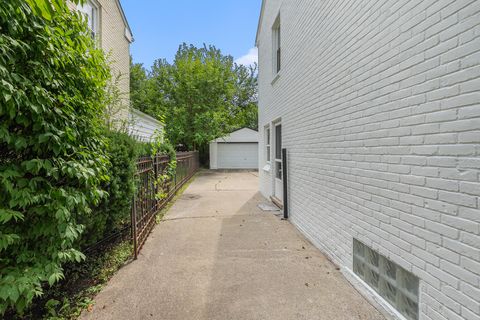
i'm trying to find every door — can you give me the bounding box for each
[217,142,259,169]
[274,123,283,202]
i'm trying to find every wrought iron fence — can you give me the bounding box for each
[131,151,199,258]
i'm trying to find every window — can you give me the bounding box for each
[78,1,99,39]
[274,123,282,180]
[265,127,271,162]
[272,15,281,74]
[353,240,419,320]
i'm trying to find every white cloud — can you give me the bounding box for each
[235,47,258,66]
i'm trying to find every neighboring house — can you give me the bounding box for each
[72,0,163,139]
[128,108,164,143]
[257,1,480,320]
[209,128,259,169]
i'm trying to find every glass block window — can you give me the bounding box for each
[353,239,419,320]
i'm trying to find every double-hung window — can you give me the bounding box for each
[78,1,99,40]
[265,126,271,163]
[272,16,281,75]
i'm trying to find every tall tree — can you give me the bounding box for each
[130,43,259,160]
[129,58,149,112]
[232,63,258,130]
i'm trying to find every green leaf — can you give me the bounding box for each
[0,209,24,224]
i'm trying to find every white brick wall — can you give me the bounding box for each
[257,1,480,319]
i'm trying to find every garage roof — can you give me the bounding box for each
[211,128,259,143]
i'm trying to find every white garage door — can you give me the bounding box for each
[217,143,258,169]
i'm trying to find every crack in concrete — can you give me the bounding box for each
[162,214,261,222]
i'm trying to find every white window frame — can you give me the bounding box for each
[77,0,100,40]
[272,15,281,76]
[265,126,271,163]
[274,122,282,180]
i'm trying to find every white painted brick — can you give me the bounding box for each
[443,285,480,316]
[426,178,459,192]
[427,242,461,264]
[437,144,477,156]
[458,207,480,223]
[425,220,460,239]
[460,232,480,249]
[424,133,457,144]
[427,156,458,167]
[425,267,459,291]
[458,131,480,143]
[462,307,480,320]
[258,0,480,318]
[442,238,480,262]
[438,190,478,207]
[459,181,480,196]
[442,215,479,234]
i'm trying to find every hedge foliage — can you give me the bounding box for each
[0,0,111,314]
[80,131,144,248]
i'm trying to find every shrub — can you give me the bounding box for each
[80,131,145,247]
[0,0,110,314]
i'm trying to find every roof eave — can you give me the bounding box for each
[255,0,266,46]
[116,0,134,43]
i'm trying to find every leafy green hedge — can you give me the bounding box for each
[0,0,110,314]
[80,131,145,248]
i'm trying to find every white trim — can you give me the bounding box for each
[272,13,281,77]
[271,71,281,85]
[114,0,134,43]
[255,0,266,46]
[342,269,409,320]
[77,0,100,39]
[265,125,271,164]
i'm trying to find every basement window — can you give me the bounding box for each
[353,239,419,320]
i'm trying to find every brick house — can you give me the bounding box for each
[256,1,480,320]
[72,0,163,140]
[71,0,132,122]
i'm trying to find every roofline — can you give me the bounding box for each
[255,0,266,46]
[130,108,164,126]
[211,127,259,143]
[115,0,134,43]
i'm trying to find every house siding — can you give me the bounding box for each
[98,0,131,122]
[69,0,132,123]
[257,1,480,320]
[128,109,164,143]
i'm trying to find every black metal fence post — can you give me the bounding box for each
[282,148,288,219]
[131,193,138,259]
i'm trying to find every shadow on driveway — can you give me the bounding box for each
[81,170,384,320]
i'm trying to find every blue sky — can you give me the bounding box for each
[121,0,261,69]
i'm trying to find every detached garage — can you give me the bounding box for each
[209,128,259,169]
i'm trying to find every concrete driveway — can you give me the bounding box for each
[82,170,384,320]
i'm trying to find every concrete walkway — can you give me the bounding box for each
[82,171,384,320]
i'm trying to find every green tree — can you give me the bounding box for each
[139,43,258,161]
[148,44,236,156]
[232,63,258,130]
[0,0,110,314]
[130,57,149,112]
